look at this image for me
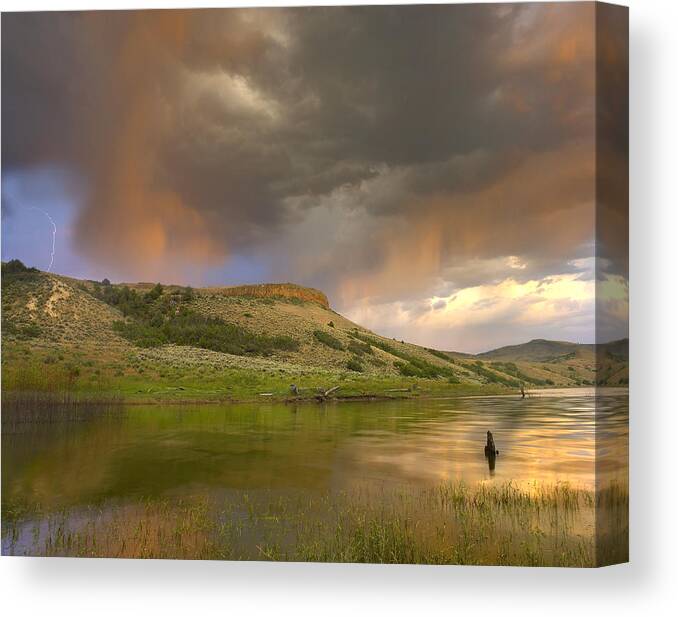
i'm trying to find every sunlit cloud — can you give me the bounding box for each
[1,4,627,350]
[344,270,595,353]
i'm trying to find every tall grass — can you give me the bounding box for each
[2,481,628,566]
[1,361,122,409]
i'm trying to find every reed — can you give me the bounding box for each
[2,481,628,566]
[1,358,124,411]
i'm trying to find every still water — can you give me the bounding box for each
[2,388,628,515]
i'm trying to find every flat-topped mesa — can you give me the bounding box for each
[206,283,330,309]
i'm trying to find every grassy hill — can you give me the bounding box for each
[476,338,628,387]
[477,338,628,362]
[477,338,586,362]
[1,261,628,403]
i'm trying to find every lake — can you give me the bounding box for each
[1,388,628,564]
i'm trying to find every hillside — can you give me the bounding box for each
[475,337,628,389]
[477,339,586,362]
[1,263,628,402]
[477,338,628,363]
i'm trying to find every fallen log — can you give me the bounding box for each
[315,385,341,402]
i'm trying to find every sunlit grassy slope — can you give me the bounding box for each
[1,264,628,402]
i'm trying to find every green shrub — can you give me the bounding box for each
[393,359,448,379]
[113,321,167,348]
[1,259,38,275]
[1,259,40,290]
[2,317,19,336]
[348,340,372,356]
[464,362,520,387]
[0,317,39,338]
[393,361,419,377]
[352,332,457,380]
[488,361,547,386]
[346,357,364,372]
[114,311,299,356]
[146,283,164,302]
[98,281,299,357]
[313,330,344,350]
[427,348,454,363]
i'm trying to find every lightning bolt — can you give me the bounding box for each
[29,207,57,273]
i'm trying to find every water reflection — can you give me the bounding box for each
[487,453,496,475]
[1,388,628,514]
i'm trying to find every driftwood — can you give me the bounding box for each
[315,385,341,402]
[287,384,340,402]
[484,431,499,457]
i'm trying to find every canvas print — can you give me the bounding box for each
[1,3,628,566]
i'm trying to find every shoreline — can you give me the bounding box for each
[1,385,628,409]
[1,388,498,408]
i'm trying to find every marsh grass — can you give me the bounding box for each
[595,482,630,566]
[2,481,627,566]
[1,361,123,410]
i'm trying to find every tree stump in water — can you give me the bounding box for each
[484,431,499,457]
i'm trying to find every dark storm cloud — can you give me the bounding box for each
[1,3,624,310]
[279,5,591,166]
[596,3,629,281]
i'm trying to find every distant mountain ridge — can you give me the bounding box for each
[477,338,629,362]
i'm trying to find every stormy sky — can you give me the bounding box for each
[1,4,628,352]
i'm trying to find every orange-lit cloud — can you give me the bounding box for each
[2,4,627,349]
